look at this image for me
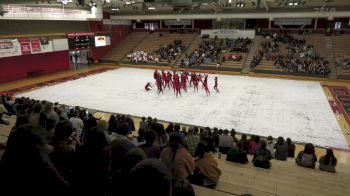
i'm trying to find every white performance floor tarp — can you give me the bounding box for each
[16,68,349,149]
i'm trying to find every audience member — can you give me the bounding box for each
[183,127,200,157]
[319,149,337,173]
[296,143,317,169]
[252,140,272,169]
[139,130,161,158]
[160,134,195,179]
[226,141,249,164]
[249,135,261,155]
[266,136,275,158]
[154,123,169,150]
[286,138,296,158]
[219,129,235,154]
[0,124,69,196]
[275,136,288,161]
[190,141,221,188]
[72,127,110,196]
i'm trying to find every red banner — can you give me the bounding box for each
[30,38,41,53]
[19,39,31,55]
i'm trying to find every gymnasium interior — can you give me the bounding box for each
[0,0,350,196]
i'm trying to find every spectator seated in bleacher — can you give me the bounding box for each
[0,99,10,125]
[201,34,210,38]
[319,149,337,173]
[274,136,288,161]
[254,31,331,75]
[160,134,195,179]
[335,55,350,70]
[252,140,272,169]
[186,39,223,66]
[226,141,249,164]
[157,39,186,61]
[126,50,154,63]
[296,143,317,169]
[189,140,221,189]
[225,37,251,53]
[287,138,296,158]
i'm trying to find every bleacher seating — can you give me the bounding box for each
[103,32,149,62]
[215,154,350,196]
[128,32,196,64]
[332,36,350,79]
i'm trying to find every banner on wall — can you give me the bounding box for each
[19,39,31,55]
[94,36,107,47]
[164,19,192,26]
[0,39,22,58]
[53,39,69,51]
[40,38,53,53]
[201,29,255,39]
[30,39,42,53]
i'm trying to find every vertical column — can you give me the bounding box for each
[268,19,272,29]
[192,19,194,28]
[160,20,162,28]
[314,18,318,30]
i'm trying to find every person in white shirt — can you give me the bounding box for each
[69,110,84,138]
[219,129,234,154]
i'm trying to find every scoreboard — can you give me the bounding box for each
[67,32,95,50]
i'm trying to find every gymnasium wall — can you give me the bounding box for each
[0,50,70,83]
[89,18,132,60]
[0,20,89,35]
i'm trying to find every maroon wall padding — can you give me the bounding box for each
[194,20,213,29]
[89,17,132,60]
[0,50,70,83]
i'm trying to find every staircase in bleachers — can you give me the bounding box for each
[332,35,350,80]
[102,32,149,63]
[242,36,264,74]
[324,36,337,79]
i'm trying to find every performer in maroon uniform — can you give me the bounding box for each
[190,72,196,86]
[193,74,199,91]
[214,76,219,93]
[165,71,172,89]
[145,82,152,91]
[181,72,187,92]
[203,75,210,96]
[156,72,163,94]
[173,72,179,93]
[161,70,167,85]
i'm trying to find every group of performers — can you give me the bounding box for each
[145,69,219,97]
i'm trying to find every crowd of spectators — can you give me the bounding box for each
[335,55,350,70]
[225,37,251,53]
[126,50,155,63]
[251,32,331,75]
[185,39,223,66]
[157,40,186,61]
[0,94,339,196]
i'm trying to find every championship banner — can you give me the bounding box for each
[0,39,22,58]
[19,39,31,55]
[30,38,42,53]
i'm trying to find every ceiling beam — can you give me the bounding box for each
[111,10,349,20]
